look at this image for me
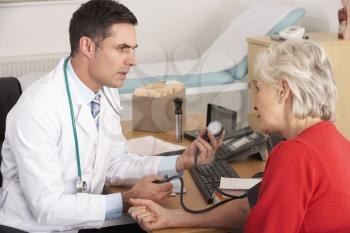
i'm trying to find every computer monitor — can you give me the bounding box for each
[184,103,237,141]
[206,103,237,131]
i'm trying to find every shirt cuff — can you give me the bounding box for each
[158,155,184,194]
[158,155,183,177]
[105,193,123,220]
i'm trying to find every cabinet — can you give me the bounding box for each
[247,32,350,140]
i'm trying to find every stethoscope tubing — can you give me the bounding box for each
[63,58,83,182]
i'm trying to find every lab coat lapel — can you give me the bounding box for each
[90,95,110,193]
[76,104,98,140]
[60,62,98,141]
[90,90,122,193]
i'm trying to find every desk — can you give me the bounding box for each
[109,115,266,233]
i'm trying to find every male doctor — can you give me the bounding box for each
[0,0,223,232]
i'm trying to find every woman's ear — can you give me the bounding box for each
[278,80,291,104]
[79,36,96,58]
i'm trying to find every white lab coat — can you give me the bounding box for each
[0,58,163,232]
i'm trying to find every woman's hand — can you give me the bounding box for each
[176,129,225,171]
[128,198,182,231]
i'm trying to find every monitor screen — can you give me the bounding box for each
[206,104,237,132]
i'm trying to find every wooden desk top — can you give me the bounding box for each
[110,115,266,233]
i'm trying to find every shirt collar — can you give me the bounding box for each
[67,59,97,105]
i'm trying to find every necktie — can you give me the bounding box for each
[91,93,101,129]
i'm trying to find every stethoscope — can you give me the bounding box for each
[63,58,120,192]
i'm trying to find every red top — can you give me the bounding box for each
[245,121,350,233]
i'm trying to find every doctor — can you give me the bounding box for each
[0,0,223,232]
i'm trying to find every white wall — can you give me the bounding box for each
[225,0,342,33]
[124,0,222,63]
[0,0,227,62]
[0,0,344,121]
[0,0,81,57]
[0,0,342,60]
[286,0,341,32]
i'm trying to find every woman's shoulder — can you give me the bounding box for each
[270,121,336,160]
[268,139,313,165]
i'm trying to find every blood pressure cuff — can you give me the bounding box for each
[247,182,261,208]
[247,172,264,208]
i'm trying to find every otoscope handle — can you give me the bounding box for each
[173,98,183,142]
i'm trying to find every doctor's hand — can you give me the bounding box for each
[176,128,224,171]
[122,175,173,211]
[129,198,185,231]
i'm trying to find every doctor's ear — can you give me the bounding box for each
[79,36,96,58]
[278,80,291,104]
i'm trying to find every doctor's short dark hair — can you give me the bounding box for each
[69,0,138,57]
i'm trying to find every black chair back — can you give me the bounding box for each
[0,77,22,187]
[0,225,28,233]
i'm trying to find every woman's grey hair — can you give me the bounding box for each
[254,40,337,121]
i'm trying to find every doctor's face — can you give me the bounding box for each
[89,23,137,89]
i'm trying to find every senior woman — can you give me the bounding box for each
[128,40,350,233]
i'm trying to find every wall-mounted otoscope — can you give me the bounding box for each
[173,98,183,142]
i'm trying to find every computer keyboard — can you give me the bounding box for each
[189,159,239,203]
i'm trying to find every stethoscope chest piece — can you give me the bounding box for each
[76,179,87,192]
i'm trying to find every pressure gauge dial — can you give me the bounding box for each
[207,120,224,137]
[194,120,224,167]
[201,120,224,142]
